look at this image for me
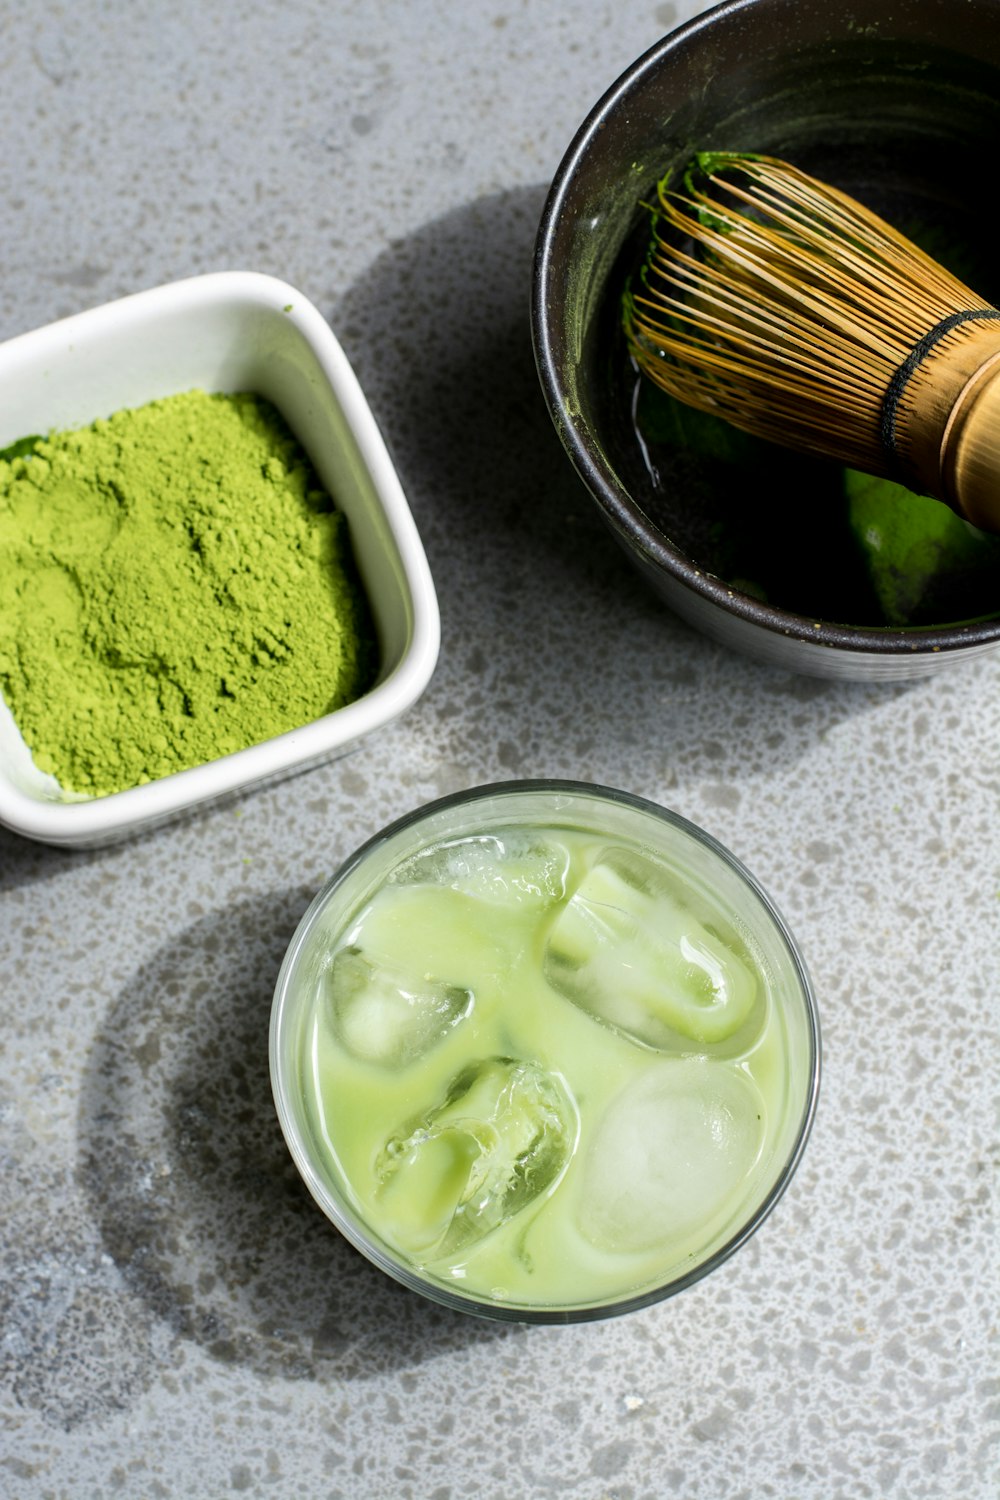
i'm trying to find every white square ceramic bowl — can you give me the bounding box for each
[0,272,440,848]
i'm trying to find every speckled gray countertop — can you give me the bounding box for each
[1,2,997,1497]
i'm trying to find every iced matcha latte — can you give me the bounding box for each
[271,783,818,1321]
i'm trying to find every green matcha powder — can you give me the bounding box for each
[0,390,378,797]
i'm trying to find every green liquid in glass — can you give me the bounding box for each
[293,811,809,1312]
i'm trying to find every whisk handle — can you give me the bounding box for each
[896,319,1000,534]
[942,357,1000,533]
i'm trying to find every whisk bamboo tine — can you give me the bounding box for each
[649,188,949,344]
[624,152,1000,532]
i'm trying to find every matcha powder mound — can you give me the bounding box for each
[0,390,379,797]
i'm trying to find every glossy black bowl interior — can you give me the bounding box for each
[532,0,1000,671]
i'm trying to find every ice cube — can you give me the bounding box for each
[392,830,571,909]
[324,946,473,1068]
[374,1057,578,1260]
[577,1060,766,1253]
[544,848,761,1052]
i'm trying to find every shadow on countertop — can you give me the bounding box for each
[328,184,916,766]
[77,890,516,1388]
[330,181,679,671]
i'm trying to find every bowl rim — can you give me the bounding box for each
[0,271,440,847]
[269,776,822,1324]
[530,0,1000,659]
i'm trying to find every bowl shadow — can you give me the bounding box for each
[329,183,916,770]
[330,184,648,650]
[0,825,102,892]
[77,889,518,1381]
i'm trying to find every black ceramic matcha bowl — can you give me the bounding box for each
[532,0,1000,680]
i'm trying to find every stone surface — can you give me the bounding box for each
[1,2,997,1498]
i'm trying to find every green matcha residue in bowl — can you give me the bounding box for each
[628,379,1000,629]
[844,468,1000,628]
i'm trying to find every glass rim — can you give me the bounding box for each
[269,777,822,1324]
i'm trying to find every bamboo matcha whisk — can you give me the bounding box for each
[623,152,1000,534]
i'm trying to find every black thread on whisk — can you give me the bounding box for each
[881,308,1000,474]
